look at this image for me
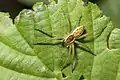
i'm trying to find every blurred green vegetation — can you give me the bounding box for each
[18,0,120,28]
[0,0,120,28]
[18,0,49,6]
[94,0,120,28]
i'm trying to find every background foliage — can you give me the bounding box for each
[0,0,120,80]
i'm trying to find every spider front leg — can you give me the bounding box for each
[34,28,64,46]
[34,41,62,45]
[34,37,64,46]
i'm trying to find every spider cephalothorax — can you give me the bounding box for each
[64,34,75,44]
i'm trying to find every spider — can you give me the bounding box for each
[34,25,95,71]
[34,11,95,71]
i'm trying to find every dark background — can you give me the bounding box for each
[0,0,119,28]
[0,0,30,18]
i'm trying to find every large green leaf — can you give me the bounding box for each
[0,0,120,80]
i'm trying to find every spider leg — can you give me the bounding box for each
[73,16,82,28]
[53,37,63,40]
[76,38,94,43]
[71,43,78,72]
[71,43,75,59]
[75,41,96,56]
[35,29,64,40]
[35,29,53,38]
[60,8,72,32]
[34,38,63,45]
[34,39,67,48]
[62,43,77,72]
[77,33,88,40]
[61,44,72,70]
[34,42,62,45]
[68,44,71,55]
[76,33,94,43]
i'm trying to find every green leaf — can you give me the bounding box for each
[91,27,120,80]
[0,0,120,80]
[0,12,55,79]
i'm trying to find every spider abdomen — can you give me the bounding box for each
[72,26,84,38]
